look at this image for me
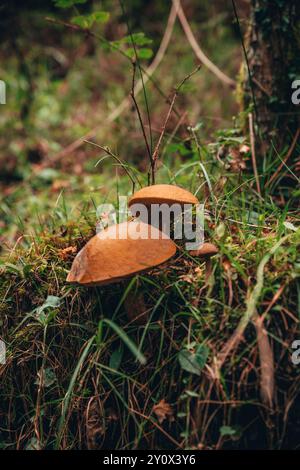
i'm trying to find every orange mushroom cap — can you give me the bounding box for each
[67,221,176,286]
[189,242,219,257]
[128,184,198,207]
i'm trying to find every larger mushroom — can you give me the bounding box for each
[67,220,176,322]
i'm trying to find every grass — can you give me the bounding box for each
[1,147,300,449]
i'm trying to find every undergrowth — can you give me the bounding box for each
[1,155,299,449]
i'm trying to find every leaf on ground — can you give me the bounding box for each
[178,344,209,376]
[152,399,174,424]
[35,367,57,388]
[34,295,61,325]
[58,245,77,260]
[220,425,241,439]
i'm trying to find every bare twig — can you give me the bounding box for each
[248,112,261,196]
[119,0,153,154]
[173,0,236,88]
[130,61,153,183]
[266,127,300,188]
[128,407,182,448]
[84,139,138,191]
[151,65,201,183]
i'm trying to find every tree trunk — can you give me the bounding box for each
[242,0,300,155]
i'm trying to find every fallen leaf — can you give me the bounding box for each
[58,246,77,260]
[228,147,247,172]
[239,144,250,154]
[152,399,174,424]
[178,344,209,376]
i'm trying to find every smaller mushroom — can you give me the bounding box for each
[129,184,199,234]
[129,184,198,207]
[189,242,219,257]
[189,242,219,287]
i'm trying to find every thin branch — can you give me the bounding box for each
[119,0,153,154]
[84,140,138,192]
[127,407,182,448]
[248,112,261,196]
[151,65,201,183]
[130,61,153,180]
[266,127,300,188]
[173,0,236,88]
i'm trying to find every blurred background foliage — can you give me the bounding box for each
[0,0,244,248]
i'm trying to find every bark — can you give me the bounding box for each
[243,0,300,154]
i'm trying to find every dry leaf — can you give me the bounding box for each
[228,147,247,172]
[239,144,250,154]
[152,399,173,424]
[58,246,77,260]
[86,398,105,449]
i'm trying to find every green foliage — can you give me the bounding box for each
[220,425,241,439]
[111,32,153,60]
[178,344,209,376]
[71,11,110,29]
[54,0,87,8]
[109,345,124,371]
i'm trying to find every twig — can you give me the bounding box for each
[252,77,271,97]
[130,61,153,183]
[160,110,188,160]
[84,140,137,191]
[46,4,178,162]
[128,407,182,448]
[266,127,300,188]
[248,112,261,196]
[174,0,236,88]
[119,0,153,154]
[151,65,201,183]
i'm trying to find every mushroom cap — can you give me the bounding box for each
[66,221,176,286]
[189,242,219,257]
[128,184,198,207]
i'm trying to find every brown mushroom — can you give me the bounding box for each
[189,242,219,287]
[189,242,219,258]
[67,221,176,322]
[128,184,199,235]
[128,184,198,207]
